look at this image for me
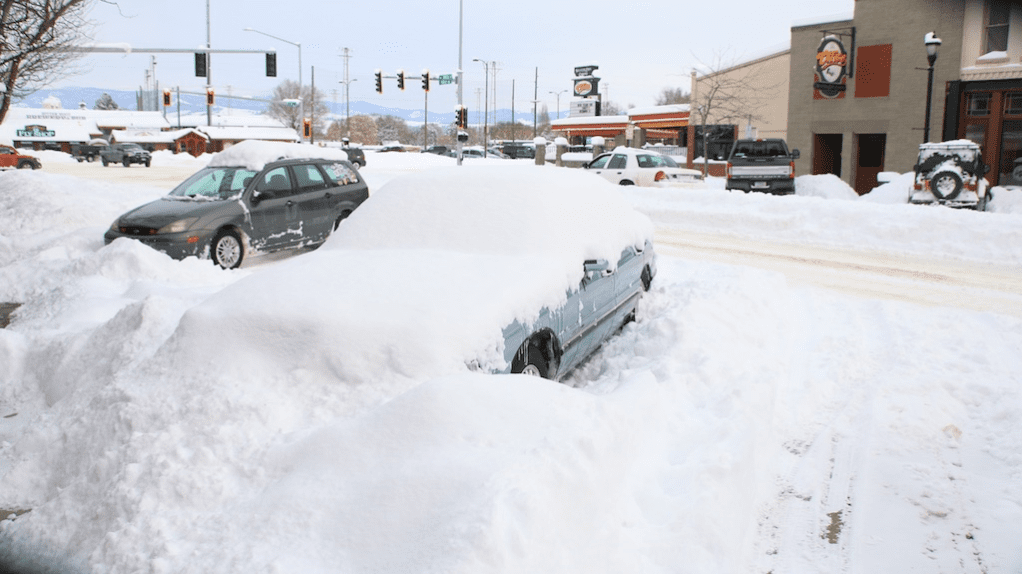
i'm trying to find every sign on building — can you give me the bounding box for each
[814,35,848,99]
[570,99,598,117]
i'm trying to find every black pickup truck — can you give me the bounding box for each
[101,143,152,167]
[70,143,108,163]
[726,139,800,195]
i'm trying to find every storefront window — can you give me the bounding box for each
[965,124,987,147]
[1004,92,1021,116]
[967,92,992,116]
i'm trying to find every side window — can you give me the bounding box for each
[589,155,611,169]
[636,155,655,168]
[255,166,293,197]
[321,162,359,186]
[229,169,258,194]
[608,154,627,169]
[291,164,329,192]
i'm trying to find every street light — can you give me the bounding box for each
[244,27,304,141]
[922,31,942,144]
[549,89,567,120]
[473,58,492,150]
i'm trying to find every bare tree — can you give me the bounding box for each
[265,79,330,134]
[0,0,99,124]
[655,86,689,106]
[690,51,777,175]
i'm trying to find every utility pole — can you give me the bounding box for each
[533,67,538,138]
[310,66,316,145]
[205,0,212,127]
[456,0,464,165]
[340,47,352,138]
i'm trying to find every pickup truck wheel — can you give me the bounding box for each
[930,170,963,200]
[512,343,549,378]
[102,158,109,166]
[123,157,131,168]
[86,154,96,163]
[211,230,243,269]
[145,159,151,167]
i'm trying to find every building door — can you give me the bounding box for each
[813,134,843,177]
[854,134,886,195]
[959,87,1022,186]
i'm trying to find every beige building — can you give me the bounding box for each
[788,0,1021,193]
[687,48,791,171]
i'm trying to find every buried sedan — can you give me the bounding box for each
[176,164,656,382]
[104,141,368,269]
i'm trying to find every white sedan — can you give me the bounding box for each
[585,146,703,187]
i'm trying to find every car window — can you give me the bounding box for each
[321,162,359,186]
[167,167,258,200]
[291,163,329,192]
[255,167,294,197]
[0,147,12,155]
[637,155,656,168]
[608,154,627,170]
[589,155,611,169]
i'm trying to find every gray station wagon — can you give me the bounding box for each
[105,156,368,268]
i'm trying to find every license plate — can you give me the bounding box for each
[753,181,768,188]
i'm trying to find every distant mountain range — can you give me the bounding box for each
[18,86,556,126]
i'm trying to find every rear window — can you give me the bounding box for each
[322,162,359,185]
[731,141,789,158]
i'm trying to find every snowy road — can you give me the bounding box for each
[653,227,1021,316]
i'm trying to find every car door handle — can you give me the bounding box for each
[285,200,294,206]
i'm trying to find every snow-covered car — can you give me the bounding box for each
[200,165,656,381]
[584,146,703,187]
[104,141,368,269]
[463,146,505,159]
[911,140,991,210]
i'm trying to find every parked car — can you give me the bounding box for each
[344,146,366,168]
[910,140,991,210]
[71,140,108,163]
[0,145,41,170]
[725,138,799,194]
[379,145,406,153]
[500,143,535,159]
[421,145,450,155]
[216,164,655,381]
[101,143,152,167]
[463,147,505,159]
[104,141,369,269]
[585,146,703,187]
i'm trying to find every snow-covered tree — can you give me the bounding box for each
[265,79,330,134]
[93,92,118,110]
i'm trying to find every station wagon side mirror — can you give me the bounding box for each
[584,259,610,274]
[790,149,800,159]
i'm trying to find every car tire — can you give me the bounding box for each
[211,229,243,269]
[619,180,635,186]
[16,161,31,169]
[102,158,109,166]
[512,341,549,379]
[641,265,653,292]
[87,154,96,163]
[145,159,151,167]
[930,170,963,200]
[123,158,131,168]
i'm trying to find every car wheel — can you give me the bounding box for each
[86,154,95,163]
[123,158,131,168]
[145,159,151,167]
[511,341,549,379]
[16,161,31,169]
[211,229,243,269]
[619,180,635,186]
[930,170,963,200]
[102,158,109,166]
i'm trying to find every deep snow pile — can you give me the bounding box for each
[0,150,1020,574]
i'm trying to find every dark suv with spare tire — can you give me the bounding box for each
[105,145,369,269]
[910,140,990,211]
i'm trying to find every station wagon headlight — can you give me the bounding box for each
[158,217,199,234]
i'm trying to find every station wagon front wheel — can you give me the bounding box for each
[211,230,243,269]
[512,342,549,379]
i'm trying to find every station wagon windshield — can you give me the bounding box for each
[167,167,258,200]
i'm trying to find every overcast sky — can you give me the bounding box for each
[54,0,855,115]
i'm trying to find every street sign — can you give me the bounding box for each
[438,74,455,85]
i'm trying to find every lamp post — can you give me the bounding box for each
[473,58,492,150]
[549,89,567,120]
[244,27,304,141]
[923,31,942,144]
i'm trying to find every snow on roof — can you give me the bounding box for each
[207,139,351,170]
[198,126,299,142]
[629,104,691,116]
[551,115,629,127]
[177,113,287,129]
[111,129,177,144]
[94,111,170,130]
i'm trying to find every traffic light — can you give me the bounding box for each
[206,89,215,106]
[162,90,171,107]
[302,118,311,138]
[374,70,382,94]
[397,70,405,90]
[265,52,277,77]
[421,70,430,92]
[194,52,207,77]
[455,105,468,129]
